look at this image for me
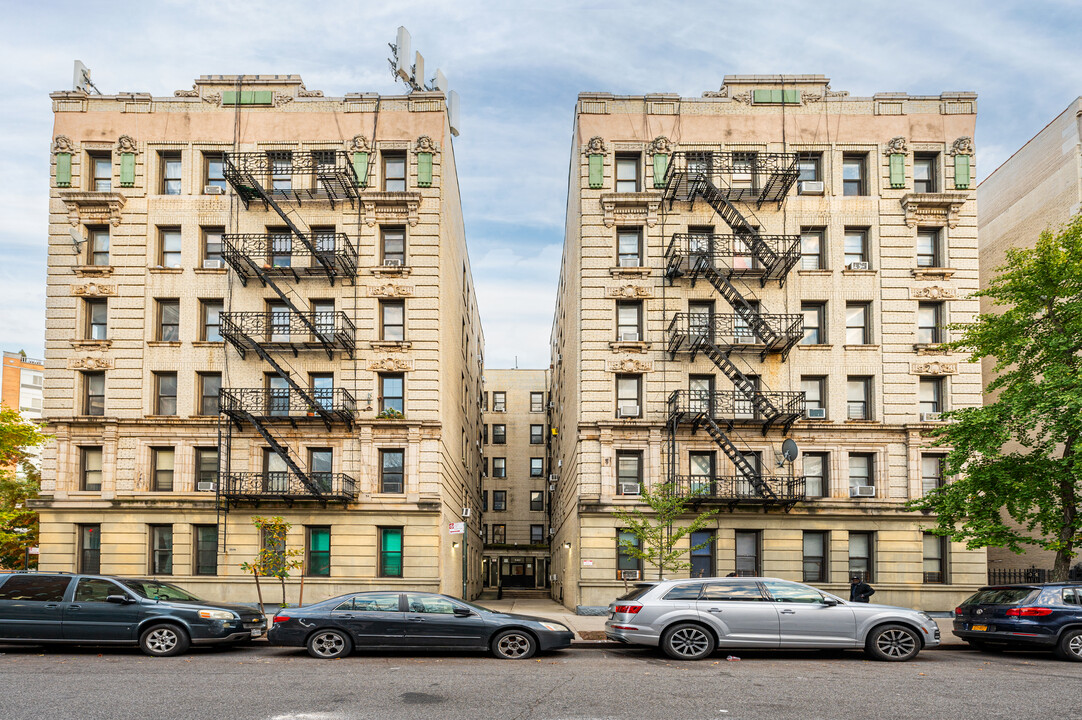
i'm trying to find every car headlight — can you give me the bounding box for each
[198,609,236,620]
[539,622,569,632]
[917,612,935,623]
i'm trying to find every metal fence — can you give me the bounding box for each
[987,567,1051,585]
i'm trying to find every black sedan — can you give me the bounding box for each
[268,591,574,659]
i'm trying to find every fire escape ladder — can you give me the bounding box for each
[698,339,783,426]
[232,406,324,497]
[699,265,780,347]
[700,415,777,502]
[240,339,337,432]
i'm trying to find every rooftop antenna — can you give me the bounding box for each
[73,60,101,94]
[388,26,460,136]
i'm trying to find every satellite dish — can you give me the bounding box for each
[781,438,799,462]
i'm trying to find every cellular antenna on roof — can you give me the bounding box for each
[73,61,101,94]
[388,26,460,136]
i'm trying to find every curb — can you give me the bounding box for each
[569,640,625,649]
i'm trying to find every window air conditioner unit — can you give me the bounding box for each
[620,331,641,342]
[618,256,640,267]
[850,485,875,498]
[549,474,558,482]
[383,259,402,267]
[798,180,825,195]
[461,508,471,518]
[196,481,216,492]
[548,401,555,409]
[204,185,225,195]
[549,483,555,491]
[557,459,562,467]
[921,412,942,422]
[618,405,640,418]
[619,570,641,580]
[620,482,642,496]
[806,408,826,419]
[847,261,871,271]
[203,259,225,269]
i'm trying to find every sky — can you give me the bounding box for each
[1,0,1081,368]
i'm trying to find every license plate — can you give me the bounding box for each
[971,624,988,632]
[250,629,263,637]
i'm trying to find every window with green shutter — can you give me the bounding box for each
[954,154,971,189]
[352,151,369,187]
[588,154,604,189]
[889,153,905,188]
[120,153,136,188]
[56,153,72,187]
[417,152,433,187]
[652,153,668,188]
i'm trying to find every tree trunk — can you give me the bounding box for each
[279,576,286,608]
[1053,435,1079,582]
[298,573,305,608]
[252,571,265,616]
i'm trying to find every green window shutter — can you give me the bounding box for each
[889,153,905,188]
[56,153,72,187]
[417,152,433,187]
[352,151,369,187]
[222,90,237,105]
[120,153,135,187]
[752,89,772,104]
[652,153,668,188]
[954,154,971,189]
[251,90,273,105]
[222,90,273,106]
[588,154,604,188]
[782,89,801,104]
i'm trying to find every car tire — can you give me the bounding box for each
[1054,629,1082,662]
[306,629,352,659]
[491,629,537,660]
[139,623,190,657]
[864,624,920,662]
[661,623,715,661]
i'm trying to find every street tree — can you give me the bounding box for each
[0,405,48,570]
[240,516,303,614]
[910,215,1082,580]
[612,481,718,581]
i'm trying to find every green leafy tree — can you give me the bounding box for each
[909,215,1082,580]
[0,406,48,570]
[239,516,302,614]
[612,481,718,580]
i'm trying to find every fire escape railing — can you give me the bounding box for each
[669,475,806,505]
[660,150,800,207]
[222,233,358,286]
[220,311,356,360]
[667,312,803,361]
[664,233,800,287]
[668,390,804,429]
[220,472,358,503]
[220,388,356,427]
[223,150,363,208]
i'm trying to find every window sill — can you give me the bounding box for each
[74,265,113,277]
[194,267,228,275]
[371,265,413,278]
[797,269,832,276]
[70,339,112,350]
[911,267,955,280]
[843,344,879,351]
[148,266,184,274]
[147,341,182,347]
[841,269,877,275]
[371,340,413,351]
[913,343,951,355]
[609,341,651,353]
[144,415,184,421]
[844,419,879,424]
[192,341,224,348]
[797,344,833,350]
[609,266,651,278]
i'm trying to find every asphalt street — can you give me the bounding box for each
[0,643,1077,720]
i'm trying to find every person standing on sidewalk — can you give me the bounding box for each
[849,575,875,603]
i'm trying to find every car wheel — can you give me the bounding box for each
[307,629,352,659]
[491,629,536,660]
[139,624,190,657]
[1054,629,1082,662]
[865,624,920,662]
[661,623,715,661]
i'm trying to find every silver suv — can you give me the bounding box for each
[605,577,940,661]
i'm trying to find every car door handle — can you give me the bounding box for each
[68,604,82,610]
[44,603,60,610]
[707,608,722,613]
[780,609,796,615]
[408,617,424,622]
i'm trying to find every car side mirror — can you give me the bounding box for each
[822,597,839,606]
[106,594,133,604]
[453,607,472,618]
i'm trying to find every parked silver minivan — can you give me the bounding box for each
[605,577,940,661]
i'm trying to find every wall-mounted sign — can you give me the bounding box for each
[582,559,594,567]
[448,522,465,535]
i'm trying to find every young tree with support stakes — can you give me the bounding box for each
[240,516,302,614]
[612,481,719,581]
[0,406,48,570]
[909,215,1082,580]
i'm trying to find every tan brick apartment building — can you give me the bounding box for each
[548,75,985,612]
[37,74,485,602]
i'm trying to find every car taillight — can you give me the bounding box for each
[272,615,290,624]
[613,604,641,614]
[954,606,964,615]
[1005,607,1053,617]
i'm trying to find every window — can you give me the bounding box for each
[849,532,874,582]
[381,300,405,341]
[481,492,488,512]
[379,528,403,577]
[150,525,173,575]
[842,153,866,196]
[381,227,406,265]
[530,458,544,477]
[923,533,946,583]
[204,152,226,191]
[78,524,101,574]
[800,229,824,270]
[797,152,821,182]
[0,574,73,602]
[88,228,110,266]
[917,302,943,345]
[847,376,871,420]
[160,152,181,195]
[689,452,715,494]
[308,448,333,492]
[383,152,406,192]
[920,377,944,415]
[616,451,643,495]
[845,303,870,344]
[269,151,292,191]
[482,393,489,411]
[268,229,292,267]
[916,228,941,267]
[80,447,103,491]
[530,392,545,413]
[701,581,764,601]
[195,448,218,489]
[493,490,507,511]
[914,153,938,193]
[801,303,825,345]
[616,375,641,418]
[690,530,715,578]
[481,524,488,543]
[379,374,404,414]
[84,371,105,416]
[843,228,868,266]
[155,372,178,415]
[530,490,544,512]
[311,300,335,339]
[262,450,289,493]
[492,425,506,444]
[801,376,825,415]
[803,531,828,583]
[492,524,506,543]
[380,449,404,493]
[89,152,111,191]
[617,530,643,578]
[735,530,760,576]
[803,452,828,497]
[151,447,175,491]
[85,299,108,340]
[530,425,544,444]
[307,527,331,577]
[615,154,640,192]
[73,577,127,603]
[196,372,220,416]
[201,300,223,342]
[616,301,642,341]
[194,525,218,575]
[492,457,506,477]
[158,299,180,341]
[530,525,544,544]
[159,228,182,268]
[617,228,643,267]
[848,453,873,493]
[921,455,946,495]
[492,392,506,412]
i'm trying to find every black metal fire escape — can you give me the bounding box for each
[660,151,805,507]
[217,150,363,504]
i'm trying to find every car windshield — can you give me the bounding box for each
[120,579,202,601]
[452,598,494,613]
[962,588,1036,605]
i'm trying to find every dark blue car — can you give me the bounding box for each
[953,583,1082,661]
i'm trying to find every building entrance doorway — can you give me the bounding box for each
[500,557,534,588]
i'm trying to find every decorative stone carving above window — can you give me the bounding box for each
[911,361,957,376]
[368,283,413,297]
[647,136,674,155]
[948,137,975,156]
[115,135,139,155]
[599,192,661,228]
[368,357,413,372]
[52,135,77,154]
[606,284,652,299]
[273,93,294,107]
[584,136,607,155]
[883,136,909,156]
[349,135,370,152]
[68,356,113,371]
[201,93,222,105]
[174,86,200,98]
[71,283,118,297]
[59,191,126,227]
[361,192,421,227]
[415,135,438,153]
[607,358,653,373]
[909,285,959,300]
[900,193,967,228]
